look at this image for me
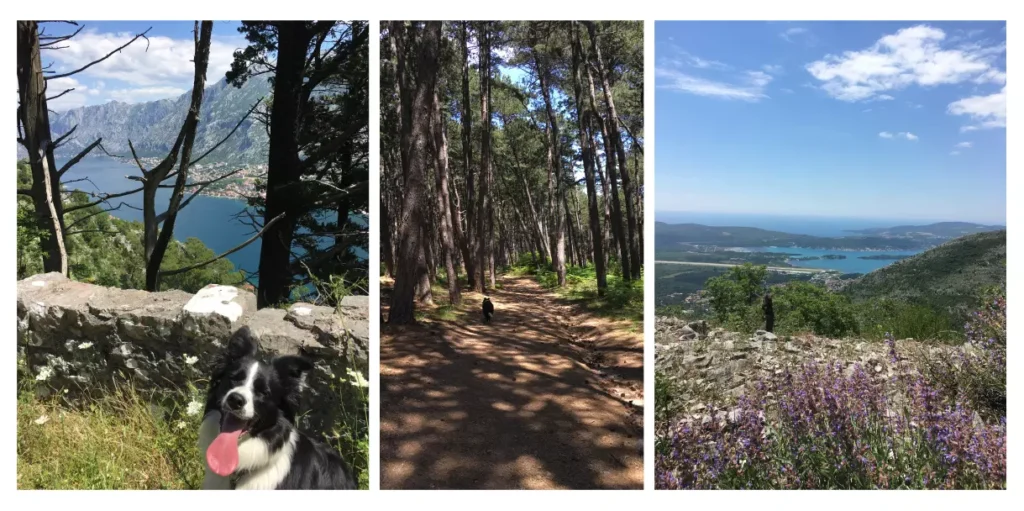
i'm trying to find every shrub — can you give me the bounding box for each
[923,294,1006,420]
[774,282,858,337]
[704,264,768,323]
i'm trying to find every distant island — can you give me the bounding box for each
[858,254,911,261]
[790,254,847,261]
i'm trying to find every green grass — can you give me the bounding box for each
[17,355,369,489]
[510,257,644,329]
[17,383,205,489]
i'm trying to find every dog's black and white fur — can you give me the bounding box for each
[198,327,356,490]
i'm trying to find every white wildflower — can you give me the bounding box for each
[35,365,54,381]
[346,368,369,389]
[186,400,203,417]
[176,420,189,430]
[184,355,199,366]
[33,415,50,425]
[78,342,93,350]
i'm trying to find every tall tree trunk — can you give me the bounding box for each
[585,21,640,280]
[460,21,478,291]
[17,21,68,276]
[531,29,566,286]
[476,23,494,293]
[570,23,606,295]
[584,41,630,280]
[432,86,461,305]
[389,21,441,324]
[257,22,309,307]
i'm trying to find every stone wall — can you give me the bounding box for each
[17,273,369,405]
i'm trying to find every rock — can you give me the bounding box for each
[16,273,370,413]
[784,342,801,353]
[677,325,699,341]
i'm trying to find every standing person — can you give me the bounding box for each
[763,290,775,333]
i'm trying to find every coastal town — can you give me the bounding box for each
[126,156,266,200]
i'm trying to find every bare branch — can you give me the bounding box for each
[158,212,286,277]
[57,138,103,177]
[46,88,75,101]
[47,28,152,81]
[52,125,78,148]
[188,100,261,167]
[39,25,84,46]
[63,186,144,213]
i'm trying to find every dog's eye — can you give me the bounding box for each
[254,379,269,395]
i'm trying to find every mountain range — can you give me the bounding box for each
[656,221,1004,251]
[21,78,271,166]
[844,222,1005,238]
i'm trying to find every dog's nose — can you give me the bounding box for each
[225,392,246,411]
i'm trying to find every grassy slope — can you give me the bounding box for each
[844,230,1006,313]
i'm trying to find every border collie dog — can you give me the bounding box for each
[198,327,356,490]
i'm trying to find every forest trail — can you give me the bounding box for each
[380,276,643,489]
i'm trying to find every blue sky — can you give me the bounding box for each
[655,21,1006,224]
[42,21,246,110]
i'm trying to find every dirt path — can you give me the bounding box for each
[380,276,643,489]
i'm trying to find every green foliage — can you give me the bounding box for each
[16,162,243,293]
[510,257,643,326]
[774,282,858,338]
[844,230,1006,322]
[853,299,959,342]
[922,293,1006,420]
[703,263,767,323]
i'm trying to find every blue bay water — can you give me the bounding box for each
[759,246,920,274]
[62,157,262,276]
[656,211,929,273]
[61,157,368,283]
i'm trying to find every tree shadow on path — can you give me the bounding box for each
[380,277,643,489]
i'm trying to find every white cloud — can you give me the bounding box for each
[806,25,1005,102]
[50,29,242,88]
[948,86,1006,131]
[951,150,961,156]
[656,50,773,102]
[45,76,91,110]
[762,64,784,74]
[879,131,918,141]
[780,88,794,94]
[745,70,773,87]
[780,27,809,42]
[656,68,769,101]
[955,141,973,148]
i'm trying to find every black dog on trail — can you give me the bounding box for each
[482,296,494,323]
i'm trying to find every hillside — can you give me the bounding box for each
[655,222,924,250]
[844,230,1006,313]
[21,78,271,165]
[845,222,1004,238]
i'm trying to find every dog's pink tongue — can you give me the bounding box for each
[206,430,242,476]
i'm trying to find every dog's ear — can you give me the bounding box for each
[208,327,259,386]
[224,327,259,360]
[273,355,314,414]
[273,355,313,382]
